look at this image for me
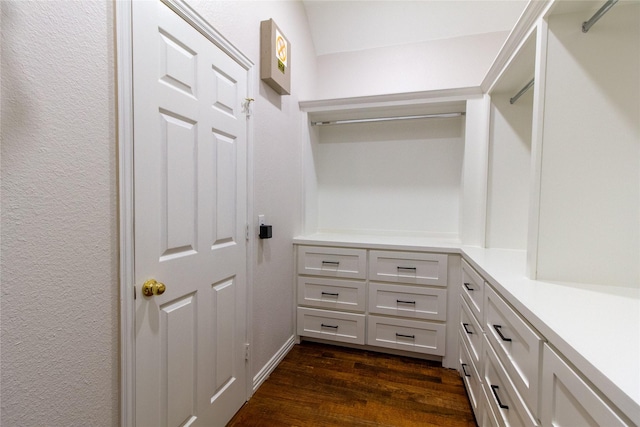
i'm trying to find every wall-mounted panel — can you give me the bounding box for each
[485,31,536,251]
[314,116,465,237]
[537,3,640,286]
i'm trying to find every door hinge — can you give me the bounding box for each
[244,343,250,361]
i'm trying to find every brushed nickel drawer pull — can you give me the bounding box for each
[321,291,339,297]
[321,261,340,266]
[491,385,509,409]
[397,266,417,272]
[395,333,415,339]
[493,324,512,342]
[397,299,416,305]
[464,282,475,291]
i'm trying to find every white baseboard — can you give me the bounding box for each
[252,335,296,392]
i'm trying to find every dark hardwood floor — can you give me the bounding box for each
[228,341,477,427]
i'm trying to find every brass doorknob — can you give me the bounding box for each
[142,279,166,297]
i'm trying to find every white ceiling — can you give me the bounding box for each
[302,0,529,56]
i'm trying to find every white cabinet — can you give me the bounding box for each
[459,260,542,426]
[297,307,365,345]
[369,250,448,286]
[296,245,368,345]
[368,282,447,321]
[297,245,367,279]
[457,260,489,424]
[297,276,366,312]
[485,285,543,417]
[459,330,483,416]
[460,296,484,366]
[457,259,637,427]
[296,245,448,357]
[461,259,485,323]
[482,337,539,427]
[367,249,448,356]
[541,344,631,427]
[367,315,446,356]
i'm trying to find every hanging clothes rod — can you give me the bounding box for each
[582,0,618,33]
[510,79,535,105]
[310,112,465,126]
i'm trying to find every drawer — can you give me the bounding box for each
[485,285,543,418]
[482,336,539,427]
[297,307,365,344]
[297,246,367,279]
[460,296,484,366]
[367,315,446,356]
[369,250,448,286]
[461,259,485,324]
[368,282,447,321]
[541,344,631,427]
[297,276,366,312]
[479,379,502,427]
[460,330,483,416]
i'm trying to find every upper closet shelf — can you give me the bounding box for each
[310,112,465,127]
[300,87,478,126]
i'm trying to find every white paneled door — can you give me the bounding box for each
[132,1,249,425]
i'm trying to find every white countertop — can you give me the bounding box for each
[294,234,640,424]
[461,246,640,426]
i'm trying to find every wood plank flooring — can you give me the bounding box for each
[228,341,477,427]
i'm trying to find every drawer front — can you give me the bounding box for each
[297,307,365,344]
[460,296,484,366]
[369,250,448,286]
[461,259,485,324]
[485,285,542,417]
[541,344,631,427]
[460,330,483,416]
[297,246,367,279]
[297,276,366,312]
[368,282,447,321]
[367,315,446,356]
[482,337,539,427]
[479,379,502,427]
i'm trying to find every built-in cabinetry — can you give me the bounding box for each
[458,259,486,417]
[294,0,638,425]
[296,246,367,345]
[482,0,640,284]
[297,245,450,357]
[459,255,635,426]
[299,92,489,247]
[541,344,632,427]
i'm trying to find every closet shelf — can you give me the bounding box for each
[310,112,465,126]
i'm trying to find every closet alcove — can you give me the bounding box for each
[534,0,639,287]
[299,92,488,246]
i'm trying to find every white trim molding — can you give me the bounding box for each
[116,0,135,425]
[252,336,296,393]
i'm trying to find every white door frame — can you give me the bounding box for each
[116,1,255,425]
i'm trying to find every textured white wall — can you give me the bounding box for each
[1,2,317,424]
[184,0,317,383]
[315,31,509,99]
[1,1,119,426]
